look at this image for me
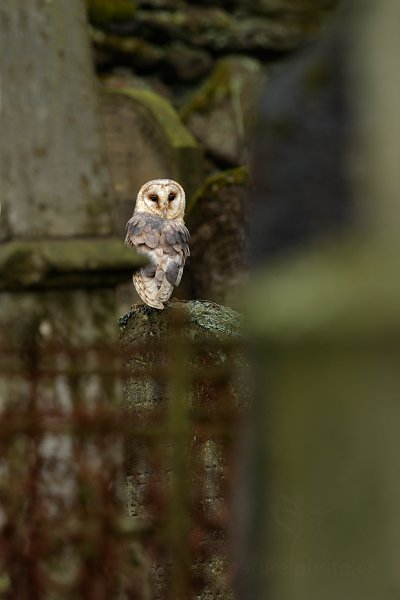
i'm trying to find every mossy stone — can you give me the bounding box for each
[187,165,250,215]
[0,239,145,290]
[85,0,137,27]
[119,299,241,340]
[186,168,249,306]
[182,56,264,165]
[101,87,203,234]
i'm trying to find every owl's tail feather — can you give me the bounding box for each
[157,276,174,305]
[133,272,164,310]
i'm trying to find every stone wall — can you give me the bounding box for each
[85,0,341,307]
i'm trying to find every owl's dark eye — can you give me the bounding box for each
[149,194,158,202]
[168,192,176,202]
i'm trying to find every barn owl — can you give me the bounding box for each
[125,179,190,309]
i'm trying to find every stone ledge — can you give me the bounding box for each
[102,87,203,202]
[106,87,199,153]
[246,237,400,343]
[0,238,145,290]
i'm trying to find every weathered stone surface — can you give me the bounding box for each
[86,2,334,109]
[120,299,242,599]
[0,239,144,290]
[215,16,309,52]
[187,167,249,306]
[0,290,118,352]
[85,0,137,28]
[86,0,341,120]
[164,42,213,82]
[102,70,173,100]
[0,0,143,391]
[0,4,148,596]
[132,7,309,53]
[182,57,264,165]
[136,0,185,7]
[193,0,338,21]
[92,30,213,83]
[91,29,164,71]
[247,0,338,18]
[87,0,339,29]
[101,87,203,234]
[120,300,241,356]
[134,6,232,41]
[0,1,113,239]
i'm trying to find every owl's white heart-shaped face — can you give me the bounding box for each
[134,179,186,219]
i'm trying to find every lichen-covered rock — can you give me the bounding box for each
[101,87,203,234]
[119,299,241,346]
[182,56,264,165]
[187,167,249,306]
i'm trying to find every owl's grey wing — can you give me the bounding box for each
[125,212,162,252]
[156,221,190,305]
[125,213,165,309]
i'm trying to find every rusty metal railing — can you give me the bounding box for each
[0,329,243,599]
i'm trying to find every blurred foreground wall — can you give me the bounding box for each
[241,1,400,598]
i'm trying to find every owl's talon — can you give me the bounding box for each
[142,305,154,315]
